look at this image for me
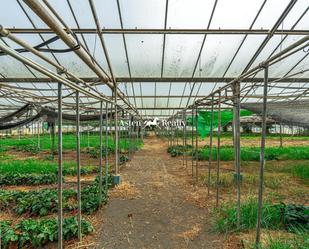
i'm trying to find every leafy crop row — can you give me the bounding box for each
[167,145,309,161]
[0,133,142,152]
[0,173,57,186]
[0,159,97,176]
[0,176,112,216]
[0,217,93,248]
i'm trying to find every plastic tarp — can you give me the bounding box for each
[241,101,309,128]
[187,110,253,137]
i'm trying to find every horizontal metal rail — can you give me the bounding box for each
[7,28,309,35]
[1,77,309,83]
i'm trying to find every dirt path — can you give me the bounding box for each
[95,136,223,249]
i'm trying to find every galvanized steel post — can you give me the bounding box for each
[233,82,241,229]
[57,82,63,249]
[216,90,221,208]
[99,101,103,203]
[208,95,214,196]
[76,91,81,240]
[255,65,268,248]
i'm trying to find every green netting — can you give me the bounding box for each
[187,110,253,138]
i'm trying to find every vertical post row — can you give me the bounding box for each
[216,91,221,208]
[105,102,109,193]
[255,65,268,249]
[233,82,241,229]
[76,91,81,241]
[207,95,214,196]
[57,82,63,249]
[99,101,103,203]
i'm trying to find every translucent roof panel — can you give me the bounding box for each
[0,0,308,117]
[168,0,216,28]
[126,34,162,77]
[119,0,165,28]
[0,0,48,28]
[210,0,265,29]
[195,35,247,77]
[252,0,292,29]
[163,35,204,77]
[225,35,267,76]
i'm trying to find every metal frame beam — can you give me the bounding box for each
[1,77,309,83]
[7,28,309,35]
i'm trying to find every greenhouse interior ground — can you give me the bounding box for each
[0,0,309,248]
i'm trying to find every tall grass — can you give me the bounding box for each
[214,198,283,233]
[263,232,309,249]
[268,163,309,184]
[289,164,309,183]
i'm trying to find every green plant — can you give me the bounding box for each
[214,199,283,233]
[119,154,129,164]
[0,217,93,248]
[0,159,97,176]
[263,232,309,249]
[195,146,309,161]
[283,204,309,232]
[0,173,57,186]
[201,172,234,188]
[0,188,75,216]
[15,144,40,154]
[0,221,18,249]
[0,175,113,217]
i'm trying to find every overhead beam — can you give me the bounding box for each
[6,28,309,35]
[1,77,309,83]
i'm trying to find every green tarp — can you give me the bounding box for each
[187,110,253,138]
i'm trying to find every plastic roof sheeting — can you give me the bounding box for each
[0,0,308,117]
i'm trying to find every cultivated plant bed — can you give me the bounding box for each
[0,216,93,249]
[0,176,113,217]
[167,144,309,161]
[213,198,309,249]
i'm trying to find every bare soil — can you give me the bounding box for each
[90,136,225,249]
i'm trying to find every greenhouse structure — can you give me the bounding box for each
[0,0,308,248]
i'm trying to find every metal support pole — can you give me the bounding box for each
[279,123,283,147]
[99,101,103,203]
[183,111,185,167]
[87,124,90,150]
[191,108,194,178]
[216,91,221,208]
[129,115,132,160]
[185,112,188,169]
[37,121,40,149]
[114,89,119,175]
[76,91,81,241]
[51,123,55,159]
[207,95,214,196]
[172,116,174,146]
[195,107,199,182]
[233,82,241,229]
[57,82,63,249]
[105,102,109,193]
[255,65,268,249]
